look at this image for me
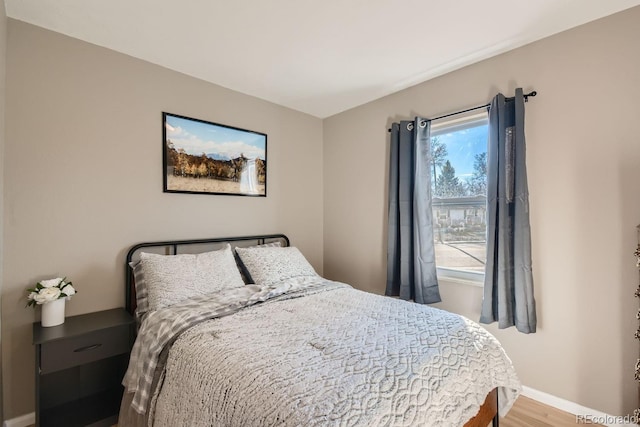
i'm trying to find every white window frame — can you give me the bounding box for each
[431,111,488,285]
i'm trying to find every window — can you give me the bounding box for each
[430,111,488,282]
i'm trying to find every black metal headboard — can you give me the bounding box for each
[125,234,290,315]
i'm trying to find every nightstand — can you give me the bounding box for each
[33,308,134,427]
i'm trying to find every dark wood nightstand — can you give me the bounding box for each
[33,308,134,427]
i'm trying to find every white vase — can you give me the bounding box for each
[41,298,65,327]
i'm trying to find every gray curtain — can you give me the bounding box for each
[386,117,441,304]
[480,88,537,333]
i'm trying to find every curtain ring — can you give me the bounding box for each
[419,120,427,128]
[407,123,414,131]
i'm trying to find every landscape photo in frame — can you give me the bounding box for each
[163,112,267,196]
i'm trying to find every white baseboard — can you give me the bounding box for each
[3,412,34,427]
[522,386,637,427]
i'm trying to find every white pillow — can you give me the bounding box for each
[140,243,244,311]
[234,241,282,283]
[235,246,318,286]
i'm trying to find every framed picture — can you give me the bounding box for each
[163,112,267,196]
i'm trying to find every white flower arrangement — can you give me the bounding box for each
[26,277,77,307]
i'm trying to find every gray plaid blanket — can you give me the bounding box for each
[123,278,347,415]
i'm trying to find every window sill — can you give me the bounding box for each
[437,274,484,288]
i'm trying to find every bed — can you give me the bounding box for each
[119,234,520,427]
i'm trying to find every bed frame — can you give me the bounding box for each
[123,233,499,427]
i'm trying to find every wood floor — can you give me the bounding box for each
[500,395,604,426]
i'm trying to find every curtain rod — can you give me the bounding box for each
[387,90,537,132]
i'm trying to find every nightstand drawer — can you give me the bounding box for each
[40,325,130,374]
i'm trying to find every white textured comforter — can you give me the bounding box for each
[124,277,521,427]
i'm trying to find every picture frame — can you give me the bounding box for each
[163,112,267,196]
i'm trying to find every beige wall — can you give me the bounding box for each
[323,6,640,417]
[2,20,324,418]
[0,0,6,423]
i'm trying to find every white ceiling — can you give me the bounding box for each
[5,0,640,118]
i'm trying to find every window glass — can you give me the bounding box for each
[430,112,488,281]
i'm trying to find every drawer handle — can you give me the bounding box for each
[73,343,102,353]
